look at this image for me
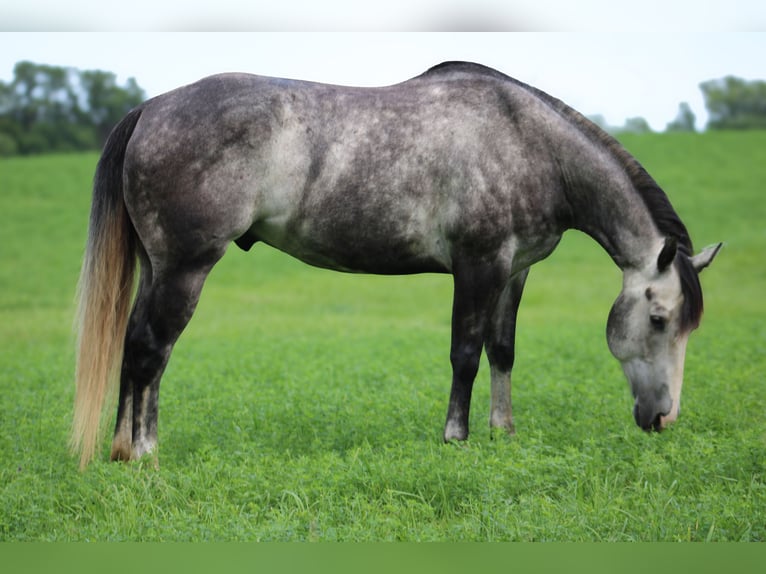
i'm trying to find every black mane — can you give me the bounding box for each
[421,61,703,330]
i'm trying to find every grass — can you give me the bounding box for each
[0,132,764,541]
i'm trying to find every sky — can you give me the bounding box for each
[1,3,765,131]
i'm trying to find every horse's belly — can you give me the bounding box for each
[251,216,451,275]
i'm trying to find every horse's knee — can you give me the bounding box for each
[450,344,482,382]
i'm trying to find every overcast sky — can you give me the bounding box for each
[1,3,765,131]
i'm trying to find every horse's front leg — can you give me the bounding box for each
[443,261,507,442]
[485,268,529,437]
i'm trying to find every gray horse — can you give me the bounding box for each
[72,62,721,468]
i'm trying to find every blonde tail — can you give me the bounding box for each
[72,108,142,469]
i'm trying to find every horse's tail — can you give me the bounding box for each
[71,107,142,469]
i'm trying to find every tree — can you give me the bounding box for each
[666,102,696,132]
[700,76,766,130]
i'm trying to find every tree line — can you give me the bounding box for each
[1,61,766,156]
[0,61,145,156]
[590,75,766,135]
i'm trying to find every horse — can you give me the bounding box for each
[72,62,721,469]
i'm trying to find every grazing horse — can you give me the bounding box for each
[72,62,721,469]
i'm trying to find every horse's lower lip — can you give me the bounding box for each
[659,410,677,428]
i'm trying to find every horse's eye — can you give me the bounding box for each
[650,315,666,331]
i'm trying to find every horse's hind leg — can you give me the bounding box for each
[110,261,152,461]
[484,268,529,437]
[111,251,223,464]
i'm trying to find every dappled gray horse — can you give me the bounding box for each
[73,62,721,468]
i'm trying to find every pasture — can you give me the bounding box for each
[0,131,764,541]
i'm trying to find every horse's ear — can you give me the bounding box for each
[691,242,723,273]
[657,236,678,272]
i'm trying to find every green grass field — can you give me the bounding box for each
[0,132,763,541]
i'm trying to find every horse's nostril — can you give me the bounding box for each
[633,403,663,432]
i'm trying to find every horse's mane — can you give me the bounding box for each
[421,62,703,330]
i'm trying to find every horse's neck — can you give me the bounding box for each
[557,142,662,271]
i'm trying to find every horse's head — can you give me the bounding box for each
[606,237,721,431]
